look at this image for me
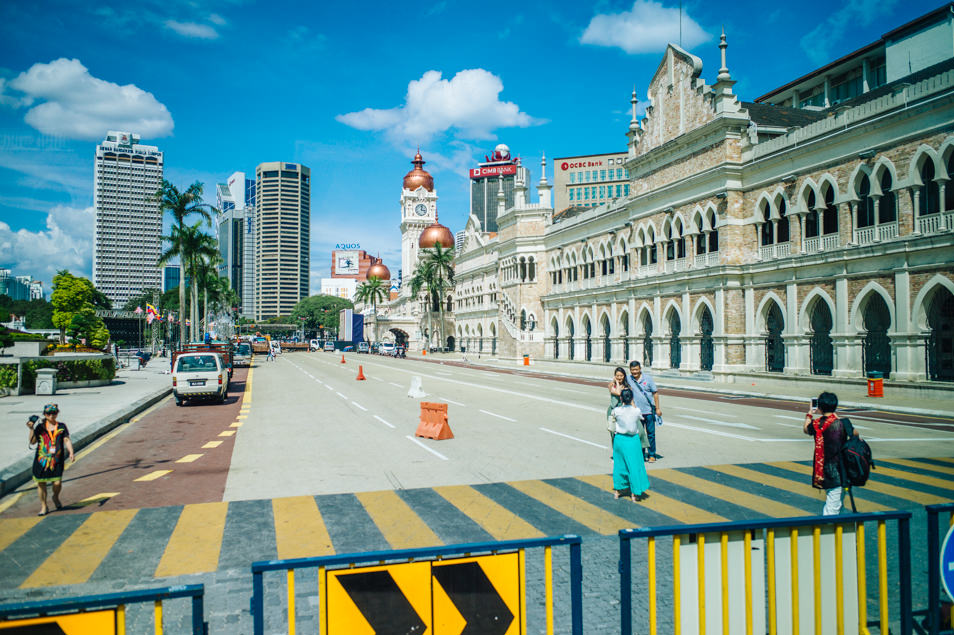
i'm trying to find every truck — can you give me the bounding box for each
[172,342,235,379]
[251,336,270,354]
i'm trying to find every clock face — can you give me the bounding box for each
[415,204,427,216]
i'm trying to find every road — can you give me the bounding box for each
[0,352,951,632]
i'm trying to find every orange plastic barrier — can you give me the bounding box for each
[340,354,346,364]
[356,365,366,380]
[415,402,453,440]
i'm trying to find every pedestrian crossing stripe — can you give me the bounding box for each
[1,457,951,590]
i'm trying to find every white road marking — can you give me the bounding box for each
[439,397,466,407]
[539,427,608,449]
[864,437,954,442]
[374,415,396,429]
[336,392,348,399]
[325,385,334,391]
[351,401,368,411]
[389,382,403,388]
[679,414,760,430]
[480,409,517,422]
[664,422,759,442]
[406,435,449,460]
[371,377,384,382]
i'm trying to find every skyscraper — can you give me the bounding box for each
[254,162,310,320]
[469,143,529,233]
[93,131,163,307]
[216,173,258,317]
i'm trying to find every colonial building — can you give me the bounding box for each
[455,8,954,385]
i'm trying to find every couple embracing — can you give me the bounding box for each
[606,361,662,502]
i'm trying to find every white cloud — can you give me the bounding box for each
[208,13,226,26]
[0,205,94,285]
[336,69,543,145]
[1,58,174,141]
[800,0,898,65]
[580,0,709,54]
[164,19,220,39]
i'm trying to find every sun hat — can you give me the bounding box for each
[43,404,59,415]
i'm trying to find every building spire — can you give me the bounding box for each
[717,27,731,83]
[537,152,552,208]
[629,86,639,131]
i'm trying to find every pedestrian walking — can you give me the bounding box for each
[27,404,74,516]
[803,391,850,515]
[606,367,627,448]
[611,389,651,501]
[267,347,275,362]
[625,360,662,462]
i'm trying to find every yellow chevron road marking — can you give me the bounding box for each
[0,516,43,552]
[775,461,951,506]
[230,421,243,428]
[576,474,728,525]
[652,469,809,518]
[434,485,544,541]
[508,480,634,534]
[218,430,235,437]
[708,464,892,512]
[878,457,954,477]
[863,464,954,491]
[135,470,171,482]
[154,502,228,578]
[356,490,441,549]
[273,496,334,560]
[176,454,203,463]
[21,509,138,588]
[202,441,222,449]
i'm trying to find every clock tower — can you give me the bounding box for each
[399,150,438,296]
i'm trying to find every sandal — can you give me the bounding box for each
[614,491,621,499]
[630,494,638,502]
[37,510,47,517]
[647,456,657,463]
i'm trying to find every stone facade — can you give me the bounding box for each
[453,32,954,383]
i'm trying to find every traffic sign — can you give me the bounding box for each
[942,523,954,603]
[0,609,117,633]
[325,552,522,634]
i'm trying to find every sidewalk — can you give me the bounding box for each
[0,362,171,496]
[408,351,954,417]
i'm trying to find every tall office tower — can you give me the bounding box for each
[216,183,243,304]
[469,143,529,233]
[93,131,163,307]
[254,162,310,320]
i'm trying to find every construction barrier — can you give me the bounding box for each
[0,583,205,634]
[926,503,954,635]
[618,511,913,635]
[416,401,453,440]
[250,535,583,635]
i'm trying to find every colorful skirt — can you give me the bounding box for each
[613,434,650,494]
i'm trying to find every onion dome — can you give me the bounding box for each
[367,261,390,280]
[419,221,454,249]
[403,149,434,191]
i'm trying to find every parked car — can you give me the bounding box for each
[233,342,252,367]
[172,352,229,405]
[357,341,370,353]
[309,339,322,351]
[323,341,336,352]
[379,342,395,356]
[370,342,381,354]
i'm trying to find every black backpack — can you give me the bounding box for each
[840,417,875,487]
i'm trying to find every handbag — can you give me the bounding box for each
[607,413,616,432]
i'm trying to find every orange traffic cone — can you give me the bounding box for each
[356,365,366,380]
[340,354,346,364]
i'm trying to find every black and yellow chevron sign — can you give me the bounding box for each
[0,609,117,634]
[326,553,521,635]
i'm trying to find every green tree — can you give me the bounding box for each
[155,180,217,346]
[290,295,354,336]
[0,327,13,354]
[66,307,100,347]
[410,243,454,350]
[354,277,389,341]
[51,271,95,343]
[160,221,218,342]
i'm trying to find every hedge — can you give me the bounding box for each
[0,363,17,389]
[10,332,50,342]
[20,357,116,392]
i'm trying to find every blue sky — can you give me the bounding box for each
[0,0,941,293]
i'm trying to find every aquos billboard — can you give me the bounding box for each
[335,250,360,275]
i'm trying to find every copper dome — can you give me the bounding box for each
[367,261,391,280]
[419,221,454,249]
[403,150,434,191]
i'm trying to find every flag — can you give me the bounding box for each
[134,306,143,314]
[145,303,158,317]
[185,319,192,326]
[146,313,155,325]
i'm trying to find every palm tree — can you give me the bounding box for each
[160,222,218,342]
[155,180,217,346]
[410,243,454,350]
[187,233,220,341]
[355,276,389,341]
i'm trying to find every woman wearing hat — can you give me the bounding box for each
[26,404,74,516]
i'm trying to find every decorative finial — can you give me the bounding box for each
[717,27,731,82]
[630,86,639,129]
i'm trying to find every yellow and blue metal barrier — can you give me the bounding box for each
[250,534,582,635]
[0,583,205,634]
[619,511,913,635]
[926,502,954,635]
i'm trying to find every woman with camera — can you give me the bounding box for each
[26,404,74,516]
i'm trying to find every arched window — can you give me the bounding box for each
[879,171,896,223]
[777,199,790,243]
[862,294,892,378]
[642,314,654,366]
[805,190,819,238]
[947,153,954,211]
[760,201,774,245]
[699,307,714,371]
[765,304,785,372]
[810,301,834,376]
[919,160,940,216]
[528,257,535,281]
[695,217,706,255]
[520,309,527,331]
[857,174,875,228]
[707,212,719,252]
[822,186,838,235]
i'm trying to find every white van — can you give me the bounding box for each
[379,342,395,356]
[173,352,229,405]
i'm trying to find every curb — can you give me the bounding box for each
[0,386,173,498]
[413,356,954,418]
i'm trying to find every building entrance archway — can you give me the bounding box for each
[927,287,954,381]
[765,304,785,372]
[810,302,834,375]
[699,307,714,371]
[862,295,891,378]
[668,312,682,368]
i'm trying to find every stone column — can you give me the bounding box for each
[908,188,920,236]
[872,194,882,242]
[682,335,701,371]
[755,222,764,259]
[833,276,855,378]
[939,178,949,230]
[840,201,854,246]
